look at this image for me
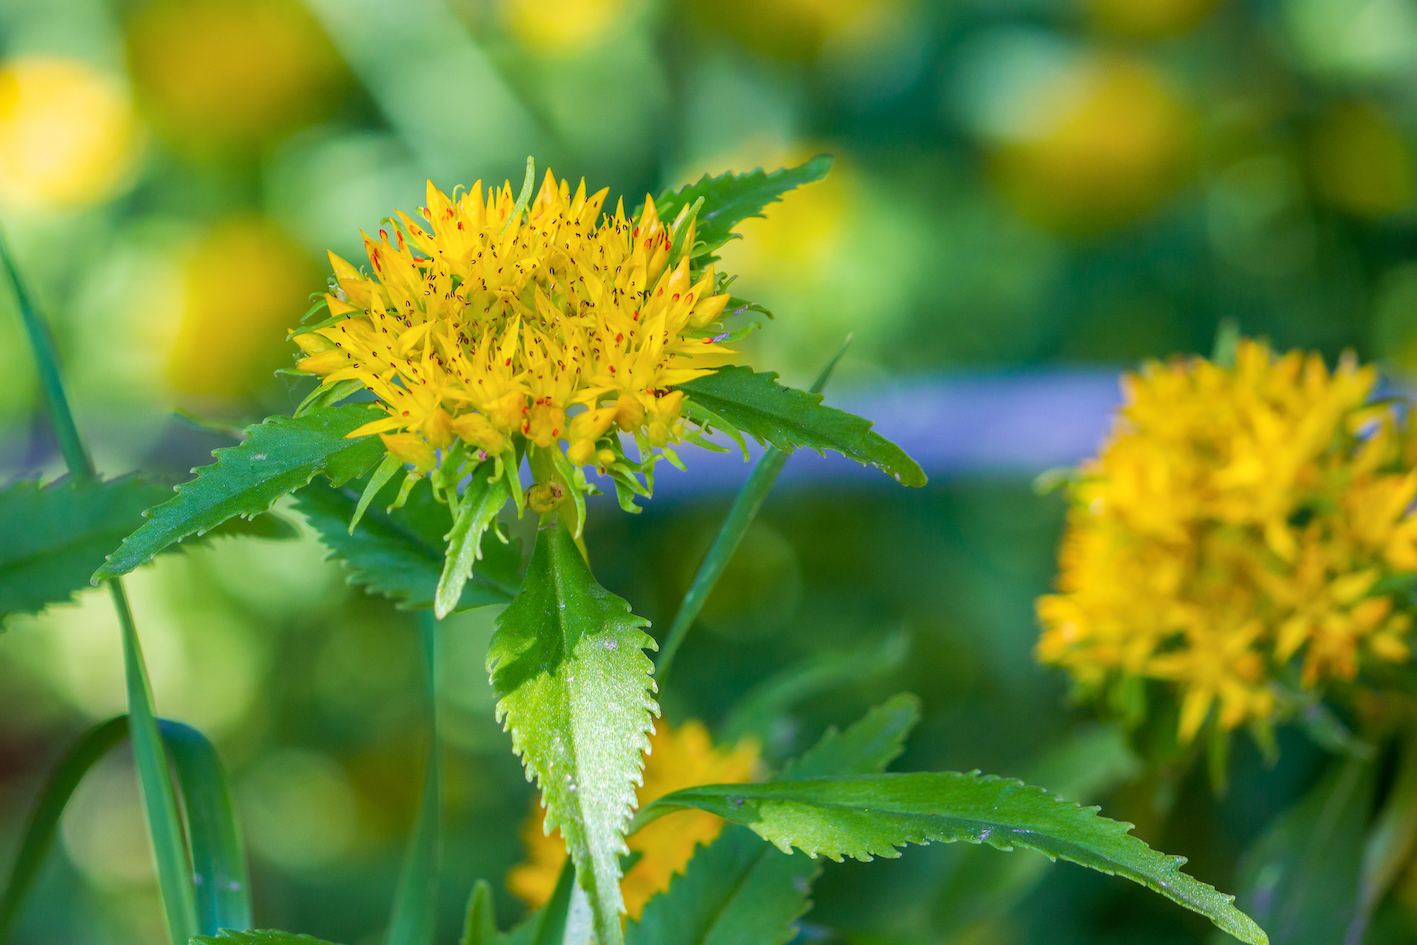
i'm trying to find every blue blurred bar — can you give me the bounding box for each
[590,369,1127,501]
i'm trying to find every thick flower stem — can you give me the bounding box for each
[3,230,199,945]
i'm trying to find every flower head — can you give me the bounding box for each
[1037,340,1417,742]
[292,166,734,503]
[508,719,759,919]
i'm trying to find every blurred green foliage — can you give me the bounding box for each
[4,0,1417,941]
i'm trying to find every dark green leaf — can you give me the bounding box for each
[0,477,292,626]
[1233,757,1370,945]
[158,721,251,936]
[653,157,833,258]
[1359,733,1417,937]
[459,880,499,945]
[292,477,520,610]
[436,467,512,618]
[192,932,347,945]
[676,366,926,487]
[94,405,385,580]
[718,632,909,752]
[637,773,1267,945]
[487,523,658,945]
[0,717,129,944]
[782,692,921,779]
[626,825,818,945]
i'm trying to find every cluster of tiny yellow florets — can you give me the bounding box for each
[508,719,758,920]
[1037,340,1417,742]
[291,169,732,475]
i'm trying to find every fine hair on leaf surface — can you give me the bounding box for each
[487,522,659,945]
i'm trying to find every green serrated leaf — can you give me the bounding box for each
[487,523,659,945]
[636,773,1268,945]
[292,477,520,610]
[93,405,384,581]
[718,632,910,752]
[676,366,926,487]
[0,477,290,626]
[192,932,347,945]
[1233,757,1370,945]
[931,724,1141,939]
[1,477,168,624]
[782,692,921,779]
[626,694,919,945]
[436,467,512,618]
[652,156,833,259]
[626,825,819,945]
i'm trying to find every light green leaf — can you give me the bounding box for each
[192,932,347,945]
[459,880,499,945]
[436,466,511,619]
[487,523,658,945]
[652,156,833,258]
[94,405,385,581]
[1358,732,1417,938]
[292,476,520,611]
[0,477,290,626]
[636,773,1268,945]
[1233,757,1370,945]
[626,825,819,945]
[676,366,926,487]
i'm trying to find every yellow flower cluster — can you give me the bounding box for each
[1037,340,1417,742]
[292,168,732,479]
[508,719,758,919]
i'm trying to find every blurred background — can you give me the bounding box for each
[0,0,1413,941]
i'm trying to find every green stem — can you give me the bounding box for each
[387,613,442,945]
[656,337,852,684]
[3,228,199,945]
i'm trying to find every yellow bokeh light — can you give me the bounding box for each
[166,219,317,398]
[0,57,136,209]
[500,0,632,55]
[1309,100,1415,218]
[1089,0,1225,39]
[127,0,342,148]
[990,55,1194,233]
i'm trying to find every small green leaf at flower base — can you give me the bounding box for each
[487,522,659,945]
[651,156,834,260]
[293,476,520,611]
[436,466,512,618]
[93,405,385,581]
[676,366,926,487]
[0,476,292,627]
[635,773,1268,945]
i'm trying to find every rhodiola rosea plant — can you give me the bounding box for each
[0,158,1268,945]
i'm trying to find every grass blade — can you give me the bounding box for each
[114,581,201,945]
[656,338,851,683]
[3,226,199,945]
[159,721,251,935]
[387,612,442,945]
[0,717,129,944]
